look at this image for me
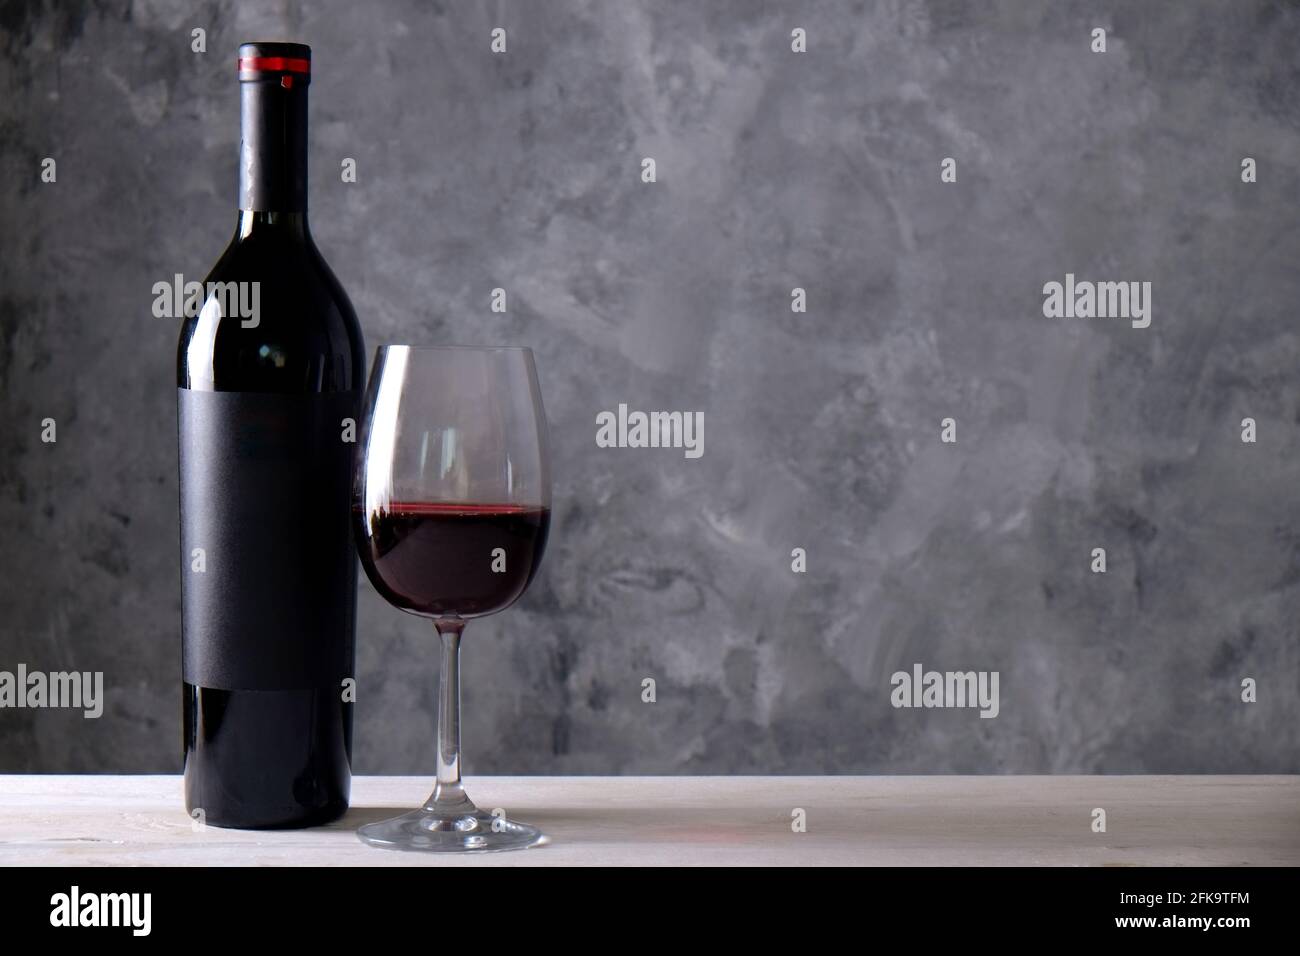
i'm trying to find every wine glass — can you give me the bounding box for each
[353,345,551,852]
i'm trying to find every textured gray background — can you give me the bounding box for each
[1,0,1299,774]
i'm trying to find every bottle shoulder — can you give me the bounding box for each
[177,231,365,393]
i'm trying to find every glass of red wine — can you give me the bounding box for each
[353,345,551,851]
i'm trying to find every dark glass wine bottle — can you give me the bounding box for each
[176,42,364,828]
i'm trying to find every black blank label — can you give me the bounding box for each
[179,388,357,690]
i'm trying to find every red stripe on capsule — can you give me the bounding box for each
[237,56,311,74]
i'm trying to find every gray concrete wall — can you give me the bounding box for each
[1,0,1298,773]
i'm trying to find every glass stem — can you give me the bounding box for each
[425,618,475,814]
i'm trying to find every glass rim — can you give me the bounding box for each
[375,344,535,354]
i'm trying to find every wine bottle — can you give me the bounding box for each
[176,42,364,828]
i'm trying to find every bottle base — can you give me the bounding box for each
[189,798,350,831]
[183,681,353,831]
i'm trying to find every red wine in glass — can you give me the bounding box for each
[356,502,550,617]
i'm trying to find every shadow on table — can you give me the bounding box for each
[334,806,600,827]
[331,805,784,849]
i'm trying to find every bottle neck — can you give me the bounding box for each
[236,210,308,240]
[239,77,308,213]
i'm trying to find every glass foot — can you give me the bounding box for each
[358,806,544,853]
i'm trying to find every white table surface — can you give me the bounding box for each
[1,775,1296,866]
